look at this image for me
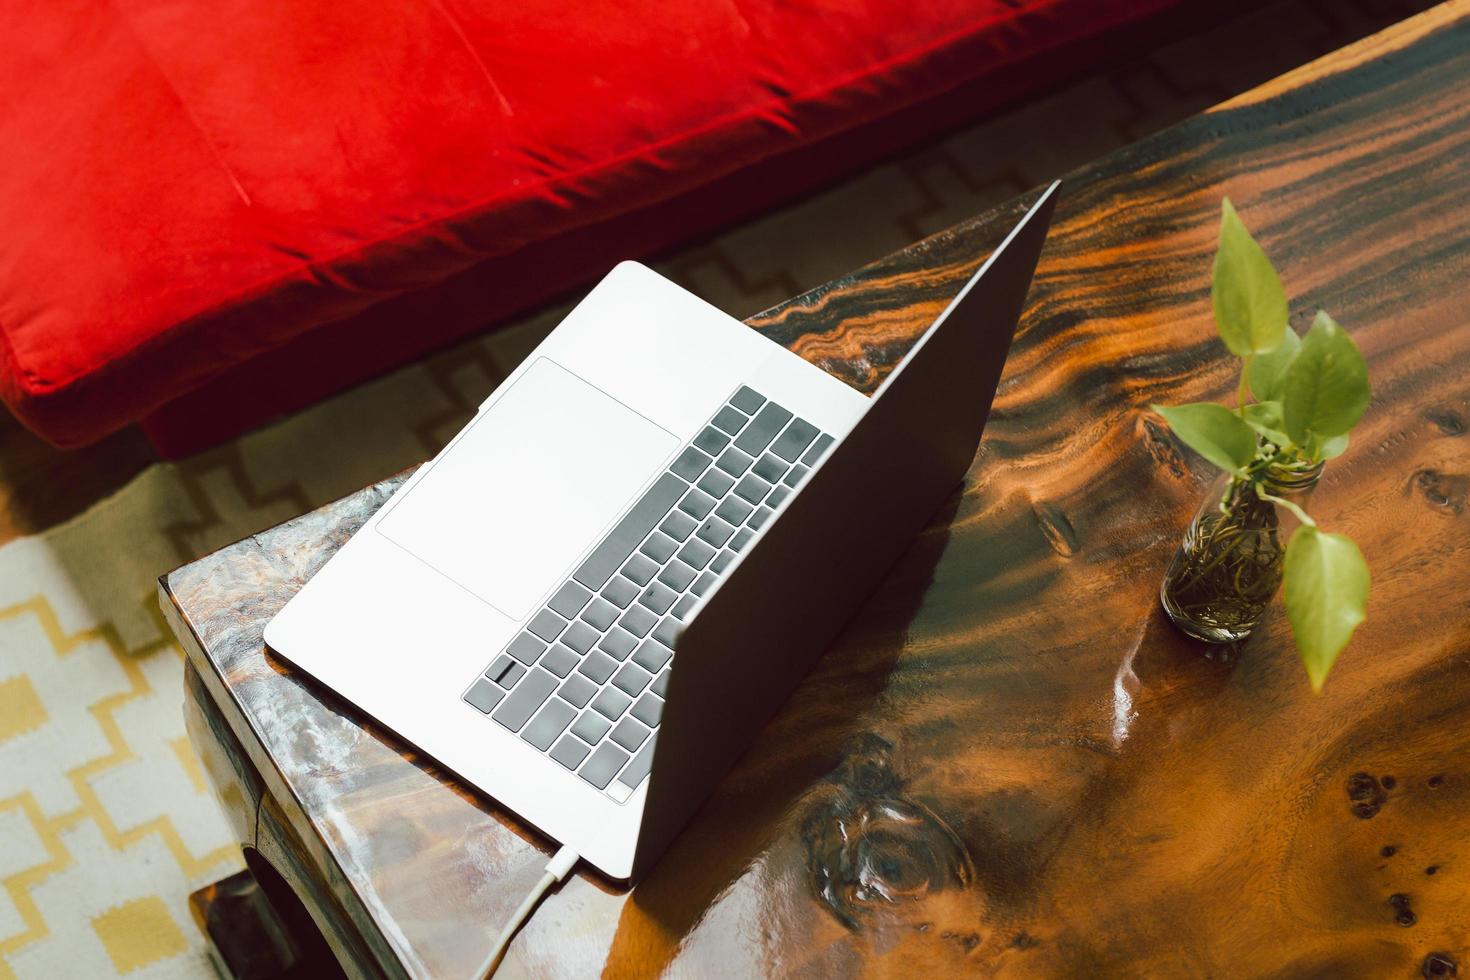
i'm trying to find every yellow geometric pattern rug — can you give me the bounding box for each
[0,7,1387,973]
[0,508,245,978]
[0,315,537,978]
[0,306,559,978]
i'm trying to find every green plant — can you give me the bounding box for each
[1153,199,1370,690]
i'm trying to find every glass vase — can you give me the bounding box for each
[1160,462,1322,643]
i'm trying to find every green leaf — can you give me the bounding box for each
[1317,433,1349,459]
[1212,198,1289,356]
[1153,402,1259,474]
[1248,325,1301,401]
[1243,400,1290,447]
[1282,311,1370,445]
[1284,526,1369,691]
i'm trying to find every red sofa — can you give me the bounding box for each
[3,0,1216,455]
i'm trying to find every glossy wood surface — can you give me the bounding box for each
[163,5,1470,976]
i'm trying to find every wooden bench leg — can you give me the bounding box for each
[189,868,297,980]
[189,862,348,980]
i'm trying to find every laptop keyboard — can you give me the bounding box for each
[462,384,834,801]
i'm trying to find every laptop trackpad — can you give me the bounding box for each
[377,358,678,620]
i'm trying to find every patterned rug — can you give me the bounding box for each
[0,3,1430,975]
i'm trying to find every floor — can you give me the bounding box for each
[0,1,1435,976]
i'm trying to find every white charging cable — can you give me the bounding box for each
[475,844,580,979]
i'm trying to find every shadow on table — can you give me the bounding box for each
[598,493,960,974]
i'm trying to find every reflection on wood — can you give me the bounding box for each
[801,733,977,931]
[164,5,1470,976]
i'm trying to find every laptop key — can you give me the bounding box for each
[734,402,793,456]
[714,447,754,477]
[711,550,734,574]
[658,561,696,592]
[601,575,639,609]
[670,446,711,481]
[464,679,505,714]
[782,464,809,488]
[571,710,611,744]
[677,488,717,521]
[659,510,697,542]
[771,417,819,462]
[733,474,772,505]
[652,616,681,649]
[610,717,650,752]
[696,468,735,499]
[802,433,834,465]
[592,686,633,721]
[677,538,715,570]
[486,654,526,688]
[749,506,774,530]
[506,633,546,665]
[547,581,592,619]
[561,620,599,655]
[730,385,765,414]
[527,608,567,642]
[616,734,658,790]
[638,581,678,615]
[696,516,735,548]
[612,662,653,698]
[767,486,791,508]
[730,528,754,552]
[715,495,753,526]
[557,673,597,708]
[491,668,557,732]
[693,427,729,457]
[711,405,748,436]
[578,651,619,684]
[550,734,591,771]
[670,594,697,620]
[618,604,657,638]
[598,627,638,660]
[540,644,578,678]
[621,553,659,587]
[639,531,678,563]
[579,743,631,790]
[522,698,576,751]
[632,639,672,674]
[651,669,670,697]
[691,571,717,597]
[573,471,686,590]
[752,454,787,484]
[581,597,619,631]
[631,693,664,728]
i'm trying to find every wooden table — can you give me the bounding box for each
[161,5,1470,977]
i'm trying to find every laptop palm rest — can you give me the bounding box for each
[377,357,677,620]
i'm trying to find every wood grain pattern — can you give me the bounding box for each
[164,5,1470,976]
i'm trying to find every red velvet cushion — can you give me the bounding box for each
[1,0,1175,447]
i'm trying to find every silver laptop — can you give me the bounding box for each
[265,182,1059,882]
